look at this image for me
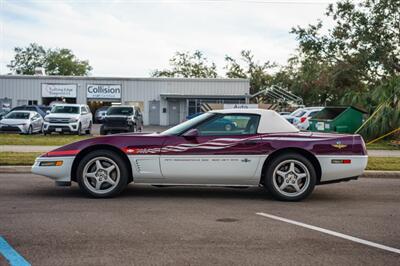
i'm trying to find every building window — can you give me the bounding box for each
[187,98,246,115]
[17,100,38,106]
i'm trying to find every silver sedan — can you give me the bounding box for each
[0,110,44,134]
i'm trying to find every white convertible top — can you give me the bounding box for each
[211,109,299,133]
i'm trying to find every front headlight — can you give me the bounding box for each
[69,118,78,123]
[44,117,50,122]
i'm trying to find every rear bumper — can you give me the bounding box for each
[317,155,368,182]
[31,156,74,182]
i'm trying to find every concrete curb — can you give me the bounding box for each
[0,166,400,178]
[0,166,31,173]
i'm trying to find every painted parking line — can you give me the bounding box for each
[0,237,30,266]
[256,212,400,255]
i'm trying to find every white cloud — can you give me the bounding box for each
[0,0,338,77]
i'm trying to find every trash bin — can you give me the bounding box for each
[308,106,367,134]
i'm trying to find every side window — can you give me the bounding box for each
[309,111,320,118]
[81,107,86,114]
[196,114,260,136]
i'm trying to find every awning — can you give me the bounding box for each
[160,93,250,100]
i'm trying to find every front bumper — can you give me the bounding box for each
[102,124,133,132]
[31,156,75,182]
[317,155,368,182]
[0,124,28,133]
[44,122,79,133]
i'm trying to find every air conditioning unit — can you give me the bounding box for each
[34,67,46,76]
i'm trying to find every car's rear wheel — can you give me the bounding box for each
[77,150,128,198]
[264,153,316,201]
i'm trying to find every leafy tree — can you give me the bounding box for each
[152,51,217,78]
[7,43,47,75]
[288,0,399,139]
[291,0,400,81]
[225,50,275,95]
[45,48,92,76]
[8,43,92,76]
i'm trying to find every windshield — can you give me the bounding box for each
[291,109,306,117]
[12,106,36,111]
[5,112,30,119]
[51,106,80,114]
[39,106,51,112]
[107,107,133,116]
[160,113,215,135]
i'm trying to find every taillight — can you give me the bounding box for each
[300,117,307,123]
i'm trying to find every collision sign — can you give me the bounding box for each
[87,84,121,99]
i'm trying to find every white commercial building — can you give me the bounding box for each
[0,75,250,126]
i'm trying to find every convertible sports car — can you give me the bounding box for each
[32,109,368,201]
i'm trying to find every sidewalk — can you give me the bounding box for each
[0,145,60,153]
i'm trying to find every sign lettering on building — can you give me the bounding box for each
[87,84,122,99]
[41,84,77,98]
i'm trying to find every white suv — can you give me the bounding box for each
[43,104,93,135]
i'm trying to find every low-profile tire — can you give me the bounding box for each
[263,153,316,201]
[100,125,107,135]
[76,149,128,198]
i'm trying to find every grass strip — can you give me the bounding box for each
[0,134,89,146]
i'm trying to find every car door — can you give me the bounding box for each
[80,106,88,129]
[160,113,265,185]
[31,114,41,131]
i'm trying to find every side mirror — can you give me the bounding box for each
[183,128,199,138]
[46,110,51,115]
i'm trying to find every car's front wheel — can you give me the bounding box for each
[77,150,128,198]
[27,125,33,135]
[85,121,92,135]
[264,153,316,201]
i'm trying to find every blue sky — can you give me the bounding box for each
[0,0,339,77]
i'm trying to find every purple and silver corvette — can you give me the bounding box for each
[32,109,368,201]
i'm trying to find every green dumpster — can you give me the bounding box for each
[308,106,367,134]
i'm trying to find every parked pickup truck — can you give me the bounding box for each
[100,106,143,135]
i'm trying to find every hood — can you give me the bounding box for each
[45,113,80,119]
[0,118,29,125]
[42,133,166,158]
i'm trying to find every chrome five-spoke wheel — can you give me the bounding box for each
[77,150,128,198]
[83,157,120,194]
[264,153,316,201]
[272,160,310,197]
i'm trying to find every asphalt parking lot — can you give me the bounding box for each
[0,174,399,265]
